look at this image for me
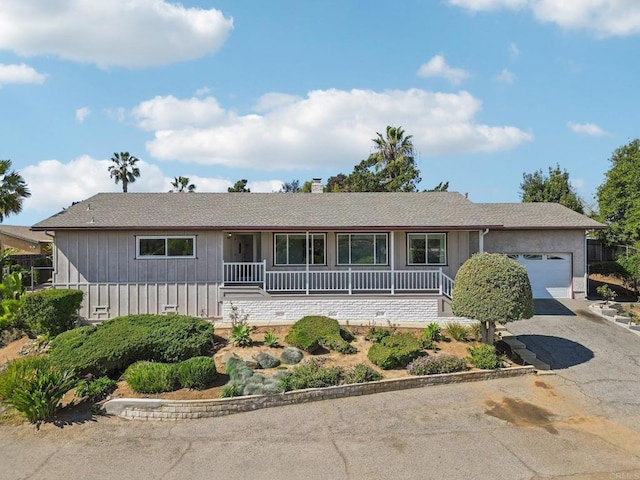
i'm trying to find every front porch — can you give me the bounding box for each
[222,261,454,298]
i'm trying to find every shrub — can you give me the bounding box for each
[20,289,83,337]
[423,323,442,342]
[230,322,254,347]
[255,352,280,369]
[466,322,482,342]
[365,326,391,342]
[0,356,51,402]
[280,359,343,391]
[596,284,617,304]
[280,347,303,365]
[74,376,117,402]
[284,316,355,354]
[219,383,241,398]
[263,330,280,347]
[123,361,178,394]
[444,322,468,342]
[367,332,422,369]
[407,354,468,375]
[49,314,214,377]
[342,364,382,384]
[467,344,504,370]
[223,355,286,396]
[176,356,217,390]
[0,357,75,424]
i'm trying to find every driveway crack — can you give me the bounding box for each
[331,439,351,479]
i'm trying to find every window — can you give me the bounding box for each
[274,233,325,265]
[337,233,387,265]
[137,236,195,258]
[407,233,446,265]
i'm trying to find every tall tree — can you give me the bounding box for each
[108,152,141,193]
[228,179,250,192]
[170,176,196,193]
[280,180,301,193]
[0,160,31,223]
[426,181,449,192]
[520,165,584,213]
[597,139,640,245]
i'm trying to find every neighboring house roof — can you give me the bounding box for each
[0,225,52,243]
[31,192,605,231]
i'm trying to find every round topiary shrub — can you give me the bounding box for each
[177,356,217,390]
[284,316,355,354]
[255,352,280,369]
[280,347,303,364]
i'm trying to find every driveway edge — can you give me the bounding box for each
[103,365,535,421]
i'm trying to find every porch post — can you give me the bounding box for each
[390,231,395,294]
[305,231,310,295]
[348,267,352,295]
[262,259,267,291]
[439,267,443,295]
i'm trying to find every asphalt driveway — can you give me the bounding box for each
[1,299,640,480]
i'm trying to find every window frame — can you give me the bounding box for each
[407,233,447,266]
[273,233,326,266]
[336,233,388,266]
[136,235,196,259]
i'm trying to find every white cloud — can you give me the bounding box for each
[248,180,287,193]
[0,0,233,68]
[0,63,46,86]
[253,93,301,113]
[195,86,211,97]
[571,177,585,189]
[132,95,227,130]
[448,0,640,37]
[508,42,520,60]
[130,88,533,171]
[75,107,91,123]
[22,156,166,213]
[567,121,607,136]
[417,55,470,85]
[495,68,517,83]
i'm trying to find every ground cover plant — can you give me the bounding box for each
[467,344,504,370]
[284,316,356,354]
[407,354,468,375]
[124,356,217,394]
[49,314,214,377]
[367,332,422,369]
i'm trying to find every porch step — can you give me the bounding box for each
[501,335,551,371]
[220,285,270,299]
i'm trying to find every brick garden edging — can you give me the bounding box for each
[103,365,535,421]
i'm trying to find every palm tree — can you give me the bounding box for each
[0,159,31,223]
[108,152,141,193]
[170,176,196,193]
[370,126,415,171]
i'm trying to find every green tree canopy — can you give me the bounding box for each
[0,160,31,223]
[597,139,640,246]
[170,176,196,193]
[520,165,584,213]
[280,180,301,193]
[108,152,141,193]
[228,179,250,192]
[451,253,534,345]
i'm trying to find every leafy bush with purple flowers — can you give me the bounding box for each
[407,354,468,376]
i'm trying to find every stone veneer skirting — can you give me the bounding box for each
[103,366,535,421]
[221,297,469,324]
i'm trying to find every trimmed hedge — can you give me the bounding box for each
[284,316,355,354]
[367,332,422,369]
[49,314,214,377]
[20,289,83,337]
[124,357,218,394]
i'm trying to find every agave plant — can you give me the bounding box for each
[263,329,280,348]
[230,322,254,347]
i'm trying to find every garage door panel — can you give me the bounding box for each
[508,253,571,299]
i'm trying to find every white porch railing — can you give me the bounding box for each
[223,261,454,298]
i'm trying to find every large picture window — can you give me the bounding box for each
[408,233,446,265]
[337,233,387,265]
[137,236,195,258]
[274,233,325,265]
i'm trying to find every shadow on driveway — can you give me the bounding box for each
[534,299,576,316]
[515,334,594,369]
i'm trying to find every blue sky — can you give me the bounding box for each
[1,0,639,226]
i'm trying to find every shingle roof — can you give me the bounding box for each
[477,203,604,229]
[0,225,52,243]
[31,192,605,231]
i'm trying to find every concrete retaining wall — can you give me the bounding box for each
[103,366,535,421]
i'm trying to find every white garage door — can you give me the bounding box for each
[507,254,572,299]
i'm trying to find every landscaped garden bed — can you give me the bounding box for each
[1,311,521,424]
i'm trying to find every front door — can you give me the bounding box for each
[230,234,255,262]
